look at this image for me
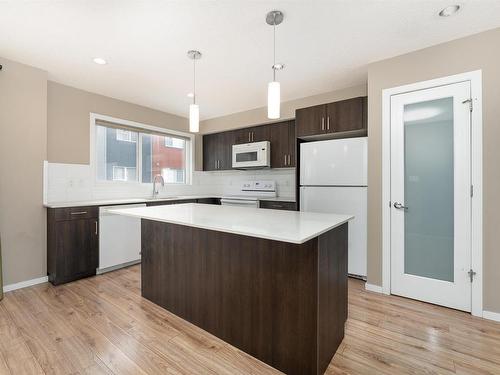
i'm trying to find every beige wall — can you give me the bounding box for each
[0,57,48,286]
[367,27,500,313]
[47,81,189,165]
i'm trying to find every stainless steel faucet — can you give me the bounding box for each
[152,174,165,199]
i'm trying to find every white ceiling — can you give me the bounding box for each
[1,1,500,120]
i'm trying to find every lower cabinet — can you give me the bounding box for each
[47,206,99,285]
[259,200,297,211]
[146,198,220,207]
[47,198,221,286]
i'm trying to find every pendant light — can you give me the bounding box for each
[187,50,202,133]
[266,10,284,120]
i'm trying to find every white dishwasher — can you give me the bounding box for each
[98,203,146,273]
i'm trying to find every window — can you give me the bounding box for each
[164,136,185,149]
[161,168,185,184]
[96,126,138,182]
[141,133,187,184]
[112,166,137,181]
[116,129,137,142]
[94,119,191,184]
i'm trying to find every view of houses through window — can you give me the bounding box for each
[96,123,188,184]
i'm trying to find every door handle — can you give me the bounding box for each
[284,154,287,166]
[95,221,98,235]
[393,202,408,211]
[248,132,251,142]
[327,116,330,131]
[321,117,325,131]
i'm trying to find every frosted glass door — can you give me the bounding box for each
[404,97,454,282]
[390,81,472,312]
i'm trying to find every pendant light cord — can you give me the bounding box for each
[273,19,276,82]
[193,57,196,105]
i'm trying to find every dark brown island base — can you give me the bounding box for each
[109,204,351,375]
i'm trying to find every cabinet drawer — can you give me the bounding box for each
[53,206,99,221]
[259,200,297,211]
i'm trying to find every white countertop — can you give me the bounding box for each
[107,203,352,244]
[44,195,296,208]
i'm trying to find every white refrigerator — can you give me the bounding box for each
[300,137,368,278]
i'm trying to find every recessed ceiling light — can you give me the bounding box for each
[93,57,107,65]
[187,92,194,98]
[439,5,460,17]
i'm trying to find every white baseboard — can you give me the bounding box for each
[3,276,49,293]
[483,310,500,323]
[365,283,384,294]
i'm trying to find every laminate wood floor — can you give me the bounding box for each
[1,265,499,375]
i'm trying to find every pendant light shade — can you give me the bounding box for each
[266,10,284,120]
[267,81,280,119]
[189,103,199,133]
[187,50,202,133]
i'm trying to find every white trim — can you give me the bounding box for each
[3,276,48,293]
[89,113,195,186]
[365,283,388,294]
[381,70,483,316]
[483,311,500,323]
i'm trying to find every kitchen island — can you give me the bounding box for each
[108,204,352,375]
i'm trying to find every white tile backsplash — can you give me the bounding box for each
[44,162,296,204]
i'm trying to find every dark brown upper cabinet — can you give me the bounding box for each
[233,125,270,144]
[295,104,327,137]
[269,120,296,168]
[327,97,365,133]
[296,96,367,139]
[203,131,234,171]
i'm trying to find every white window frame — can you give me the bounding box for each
[379,70,483,318]
[90,113,194,186]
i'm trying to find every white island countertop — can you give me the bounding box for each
[108,203,352,244]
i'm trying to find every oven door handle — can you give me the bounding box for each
[220,199,258,206]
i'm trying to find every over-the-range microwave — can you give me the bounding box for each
[232,141,271,169]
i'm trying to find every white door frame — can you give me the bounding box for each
[381,70,483,317]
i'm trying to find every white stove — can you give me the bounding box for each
[221,180,276,208]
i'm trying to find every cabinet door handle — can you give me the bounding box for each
[95,221,98,235]
[327,116,330,131]
[248,132,251,142]
[215,160,217,169]
[321,117,325,131]
[71,211,87,215]
[287,154,291,166]
[283,154,287,166]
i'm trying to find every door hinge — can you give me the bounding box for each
[462,98,473,112]
[468,269,477,283]
[470,185,474,198]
